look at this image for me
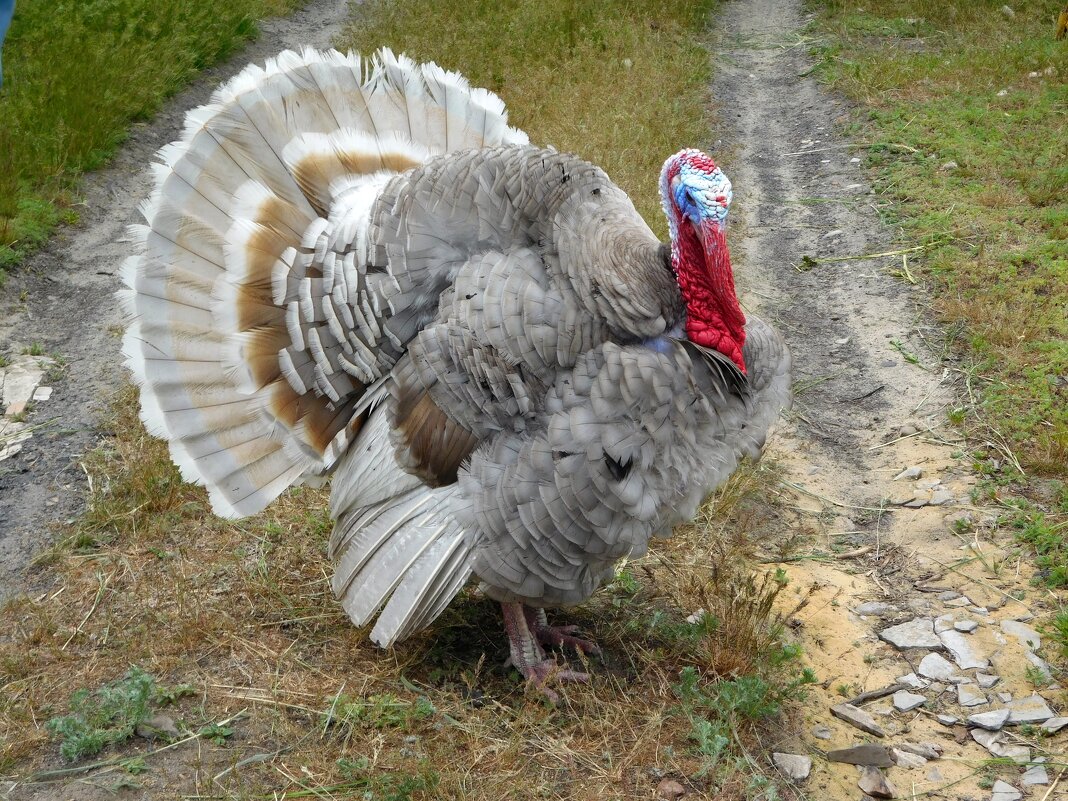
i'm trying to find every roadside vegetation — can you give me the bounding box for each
[0,0,300,283]
[807,0,1068,652]
[0,1,811,799]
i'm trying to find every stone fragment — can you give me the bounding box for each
[135,713,180,740]
[1006,694,1054,724]
[999,745,1031,764]
[1001,620,1041,650]
[934,614,956,634]
[897,673,926,689]
[929,490,955,506]
[892,691,926,712]
[656,778,686,800]
[936,714,958,726]
[1040,716,1068,734]
[967,709,1009,730]
[856,601,897,617]
[1022,765,1050,786]
[904,497,929,508]
[1000,4,1014,18]
[1025,651,1053,682]
[918,653,960,682]
[954,620,978,633]
[940,630,990,670]
[858,766,896,799]
[997,692,1013,703]
[897,742,942,759]
[32,386,52,402]
[971,728,1001,752]
[830,703,886,737]
[976,672,1000,690]
[890,747,926,768]
[812,724,832,740]
[880,618,941,650]
[893,466,923,481]
[938,590,960,601]
[990,780,1021,801]
[772,753,811,781]
[957,683,987,707]
[944,596,972,608]
[826,744,892,767]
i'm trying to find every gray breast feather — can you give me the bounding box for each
[457,338,782,608]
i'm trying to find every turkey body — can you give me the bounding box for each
[120,48,791,672]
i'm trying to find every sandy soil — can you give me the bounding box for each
[0,0,353,601]
[1,0,1057,798]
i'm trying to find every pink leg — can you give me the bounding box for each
[501,602,591,703]
[523,606,602,656]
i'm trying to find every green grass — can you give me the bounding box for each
[0,0,300,281]
[807,0,1068,476]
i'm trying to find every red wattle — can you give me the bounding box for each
[674,222,747,373]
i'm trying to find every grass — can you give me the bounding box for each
[0,1,812,798]
[806,0,1068,666]
[0,0,301,283]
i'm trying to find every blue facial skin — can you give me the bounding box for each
[672,166,732,229]
[0,0,14,89]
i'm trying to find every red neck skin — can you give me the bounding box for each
[673,221,747,372]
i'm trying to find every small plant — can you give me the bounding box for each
[197,722,234,745]
[21,342,44,356]
[326,693,435,736]
[45,667,156,761]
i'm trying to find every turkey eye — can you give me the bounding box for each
[605,453,633,481]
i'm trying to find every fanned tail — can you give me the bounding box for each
[120,47,527,520]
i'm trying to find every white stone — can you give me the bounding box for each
[1001,619,1041,650]
[897,672,926,689]
[1025,651,1053,682]
[940,630,990,670]
[954,620,978,633]
[997,692,1013,703]
[944,596,972,607]
[957,683,987,707]
[918,653,960,681]
[991,780,1022,801]
[1022,765,1049,786]
[936,714,958,726]
[1041,716,1068,734]
[893,690,926,712]
[893,466,923,480]
[1007,695,1054,724]
[1,357,51,416]
[976,673,1001,689]
[772,753,811,781]
[890,747,926,768]
[881,618,941,649]
[934,614,956,634]
[967,709,1009,730]
[31,386,52,401]
[897,742,942,759]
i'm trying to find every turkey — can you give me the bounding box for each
[119,47,791,698]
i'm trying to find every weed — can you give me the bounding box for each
[45,666,157,762]
[20,342,43,356]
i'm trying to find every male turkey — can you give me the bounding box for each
[120,48,791,697]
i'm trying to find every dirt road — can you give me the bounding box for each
[717,1,1051,797]
[0,0,353,599]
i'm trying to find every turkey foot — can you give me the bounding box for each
[501,602,591,702]
[523,606,602,656]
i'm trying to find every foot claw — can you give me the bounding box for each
[523,659,590,703]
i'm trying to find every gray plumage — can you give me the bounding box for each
[120,48,791,650]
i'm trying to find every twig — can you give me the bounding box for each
[781,480,895,514]
[848,682,908,706]
[1040,766,1065,801]
[868,422,943,451]
[62,571,111,649]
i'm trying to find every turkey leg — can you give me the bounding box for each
[523,605,602,656]
[500,602,593,702]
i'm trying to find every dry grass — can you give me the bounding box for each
[1,394,806,799]
[0,1,812,798]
